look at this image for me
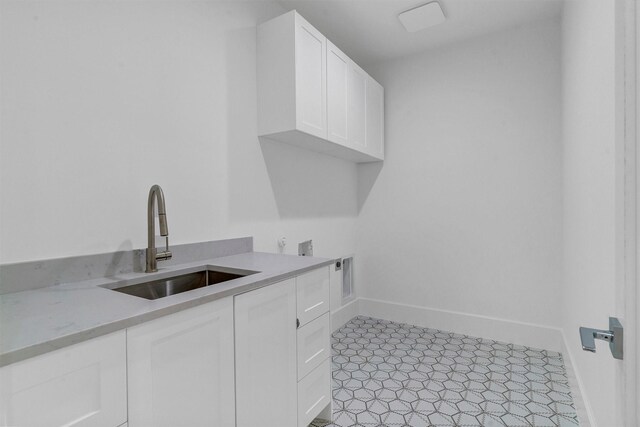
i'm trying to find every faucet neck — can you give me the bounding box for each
[146,185,171,273]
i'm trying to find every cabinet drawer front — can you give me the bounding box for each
[297,358,331,427]
[0,331,127,427]
[297,312,331,380]
[296,266,330,326]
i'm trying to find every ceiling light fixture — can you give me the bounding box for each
[398,2,446,33]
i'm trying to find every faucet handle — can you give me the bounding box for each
[155,236,172,261]
[156,250,172,261]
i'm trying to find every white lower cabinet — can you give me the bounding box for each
[127,297,235,427]
[235,267,332,427]
[295,267,332,427]
[235,278,298,427]
[0,331,127,427]
[0,266,331,427]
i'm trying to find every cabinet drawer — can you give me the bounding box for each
[297,358,331,427]
[296,266,330,326]
[297,312,331,380]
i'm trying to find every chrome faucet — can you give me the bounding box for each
[146,185,172,273]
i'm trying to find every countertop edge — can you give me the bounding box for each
[0,255,335,368]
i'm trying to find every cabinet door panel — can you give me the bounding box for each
[295,14,327,138]
[235,279,298,427]
[348,63,367,150]
[127,298,235,427]
[327,41,348,145]
[366,76,385,158]
[0,331,127,427]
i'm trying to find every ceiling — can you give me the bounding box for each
[277,0,563,67]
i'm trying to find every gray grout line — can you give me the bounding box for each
[311,315,579,427]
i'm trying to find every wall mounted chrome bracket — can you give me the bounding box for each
[579,317,623,360]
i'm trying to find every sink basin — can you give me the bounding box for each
[110,268,257,300]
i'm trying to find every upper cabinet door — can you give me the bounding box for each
[327,41,349,145]
[366,76,385,159]
[295,14,327,139]
[127,298,235,427]
[348,62,367,151]
[327,41,366,151]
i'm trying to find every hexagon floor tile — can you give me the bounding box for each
[309,316,579,427]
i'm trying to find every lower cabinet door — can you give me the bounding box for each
[235,279,298,427]
[127,297,235,427]
[0,331,127,427]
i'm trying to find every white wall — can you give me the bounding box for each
[356,19,563,328]
[0,1,357,268]
[561,1,623,425]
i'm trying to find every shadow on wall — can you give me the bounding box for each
[224,24,376,221]
[225,26,281,223]
[259,137,359,218]
[357,161,383,213]
[106,240,137,276]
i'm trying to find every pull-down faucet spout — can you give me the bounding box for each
[146,184,172,273]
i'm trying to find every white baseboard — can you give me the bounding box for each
[331,298,359,332]
[561,330,595,427]
[358,297,564,352]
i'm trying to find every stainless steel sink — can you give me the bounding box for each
[109,268,257,300]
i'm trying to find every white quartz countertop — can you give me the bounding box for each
[0,251,333,367]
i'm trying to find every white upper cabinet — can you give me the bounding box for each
[258,10,384,163]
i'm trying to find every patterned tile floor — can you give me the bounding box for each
[311,316,579,427]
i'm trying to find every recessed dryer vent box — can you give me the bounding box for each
[298,240,313,256]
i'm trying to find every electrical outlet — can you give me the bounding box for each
[277,236,287,253]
